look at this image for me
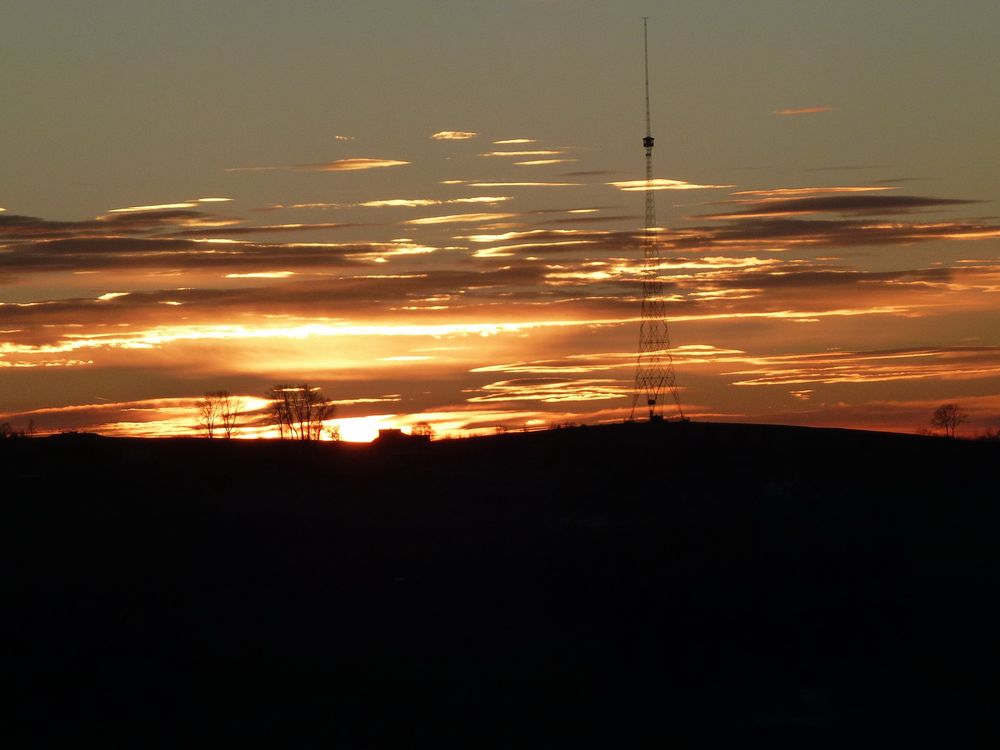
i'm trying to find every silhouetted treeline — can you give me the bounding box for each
[4,422,998,741]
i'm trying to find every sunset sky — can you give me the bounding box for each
[2,0,999,440]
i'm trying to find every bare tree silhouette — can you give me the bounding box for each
[219,392,245,438]
[196,392,224,438]
[931,403,968,438]
[266,384,335,440]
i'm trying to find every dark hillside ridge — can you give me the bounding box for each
[4,422,998,740]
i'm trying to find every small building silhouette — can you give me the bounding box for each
[375,428,430,445]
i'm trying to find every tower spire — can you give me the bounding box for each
[630,18,683,422]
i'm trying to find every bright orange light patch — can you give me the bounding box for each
[333,414,396,442]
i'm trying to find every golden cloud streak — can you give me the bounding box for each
[1,318,632,358]
[405,212,517,225]
[475,240,593,258]
[515,159,577,166]
[467,378,628,404]
[730,362,1000,386]
[346,239,436,261]
[431,130,478,140]
[670,306,913,324]
[462,228,604,242]
[1,303,920,367]
[468,181,581,187]
[774,106,833,116]
[717,346,1000,387]
[493,138,536,144]
[730,187,893,198]
[360,196,512,208]
[224,271,296,279]
[107,202,197,213]
[296,158,410,172]
[609,178,733,192]
[480,150,563,157]
[470,346,1000,395]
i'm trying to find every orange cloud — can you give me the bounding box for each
[480,150,564,157]
[467,377,628,404]
[699,194,977,220]
[725,346,1000,387]
[108,202,198,213]
[608,178,732,191]
[295,158,410,171]
[773,106,833,116]
[515,159,577,166]
[405,212,517,225]
[359,196,512,208]
[730,187,894,198]
[431,130,478,140]
[224,271,296,279]
[467,181,581,187]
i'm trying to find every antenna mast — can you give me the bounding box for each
[630,17,683,421]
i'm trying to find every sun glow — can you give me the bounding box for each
[334,414,396,442]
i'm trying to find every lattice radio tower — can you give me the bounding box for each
[630,18,684,422]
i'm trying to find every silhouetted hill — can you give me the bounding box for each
[4,422,998,741]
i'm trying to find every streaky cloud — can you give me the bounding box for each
[805,164,888,172]
[730,186,895,198]
[108,202,198,213]
[727,346,1000,386]
[516,159,577,166]
[360,196,512,208]
[295,158,410,171]
[173,222,359,237]
[225,271,296,279]
[480,150,564,157]
[0,210,215,241]
[468,181,581,187]
[699,194,978,219]
[609,178,732,192]
[405,212,518,225]
[431,130,478,140]
[773,106,833,116]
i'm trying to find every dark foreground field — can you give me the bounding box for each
[4,421,999,741]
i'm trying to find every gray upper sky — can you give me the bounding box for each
[3,0,998,218]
